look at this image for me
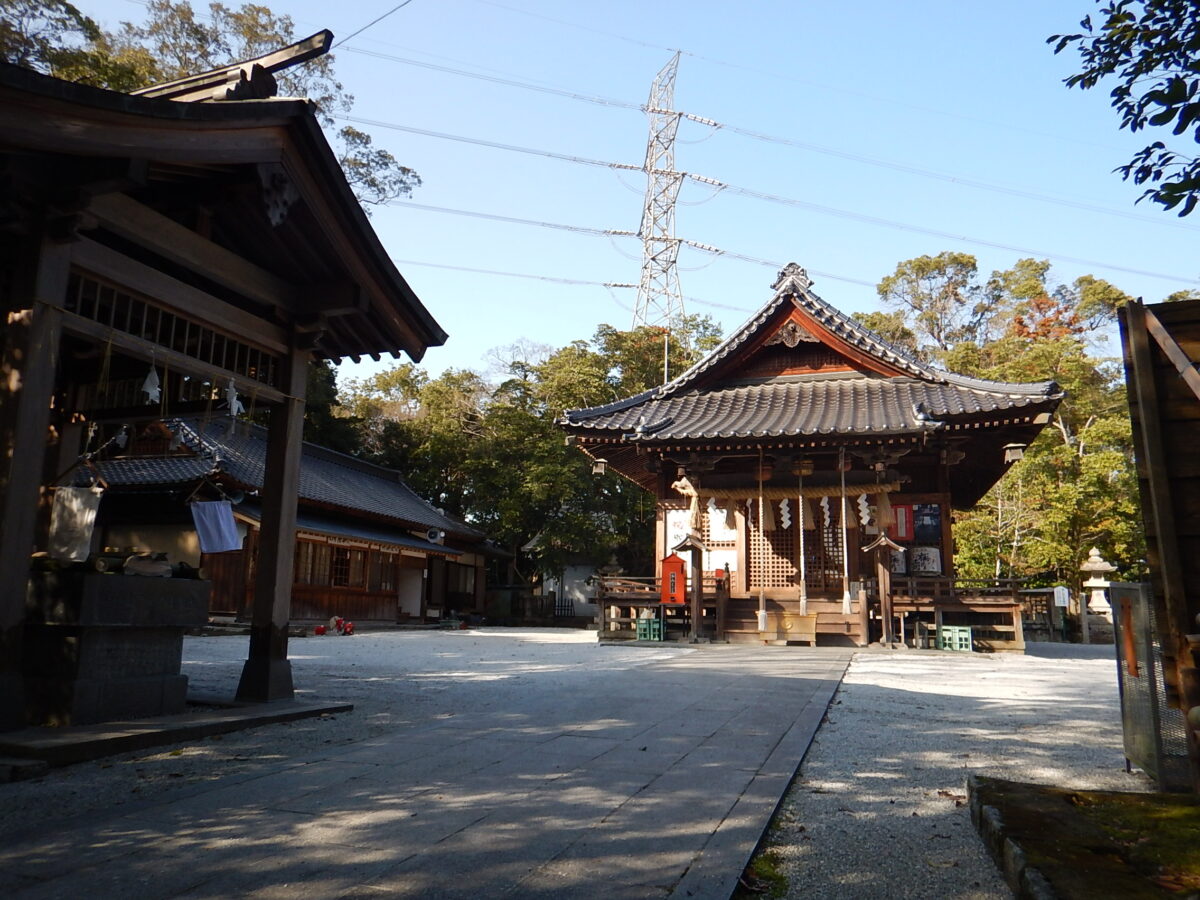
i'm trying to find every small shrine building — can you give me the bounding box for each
[560,264,1064,647]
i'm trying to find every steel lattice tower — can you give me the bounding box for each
[633,52,685,330]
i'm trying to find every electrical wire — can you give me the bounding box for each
[351,115,1198,284]
[339,47,1200,233]
[343,46,641,110]
[388,200,613,235]
[387,200,876,287]
[333,0,418,49]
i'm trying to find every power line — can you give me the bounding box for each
[339,113,636,171]
[333,0,418,49]
[389,200,612,235]
[391,257,752,317]
[346,115,1199,284]
[464,0,1130,155]
[388,200,877,287]
[341,46,1198,232]
[344,46,640,110]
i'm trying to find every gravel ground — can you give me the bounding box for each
[1,631,1144,900]
[768,642,1151,900]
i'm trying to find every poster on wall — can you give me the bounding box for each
[888,504,913,541]
[665,508,690,556]
[910,546,942,575]
[913,504,942,544]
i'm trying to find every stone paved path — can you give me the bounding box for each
[0,638,849,899]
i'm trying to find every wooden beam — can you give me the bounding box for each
[72,237,289,354]
[86,194,298,313]
[236,344,307,703]
[0,237,70,730]
[132,31,333,102]
[1144,305,1200,404]
[1122,300,1198,791]
[0,93,293,166]
[59,309,287,404]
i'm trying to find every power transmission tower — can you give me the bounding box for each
[633,52,685,332]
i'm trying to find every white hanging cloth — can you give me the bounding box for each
[48,486,103,562]
[190,500,241,553]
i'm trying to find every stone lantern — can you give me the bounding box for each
[1078,547,1117,645]
[1080,547,1116,619]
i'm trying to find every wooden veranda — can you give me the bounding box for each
[598,573,1025,651]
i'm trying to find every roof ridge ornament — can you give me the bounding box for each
[765,320,819,347]
[771,262,813,293]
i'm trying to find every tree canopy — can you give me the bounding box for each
[1051,0,1200,216]
[335,317,722,582]
[872,253,1146,584]
[0,0,419,207]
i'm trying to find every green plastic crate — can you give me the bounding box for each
[937,625,973,652]
[636,617,664,641]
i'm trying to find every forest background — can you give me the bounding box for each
[6,0,1199,589]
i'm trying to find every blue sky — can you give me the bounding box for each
[85,1,1200,384]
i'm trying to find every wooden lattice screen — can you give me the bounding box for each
[803,524,845,594]
[747,514,796,590]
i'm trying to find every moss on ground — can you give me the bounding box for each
[1070,791,1200,894]
[734,847,788,899]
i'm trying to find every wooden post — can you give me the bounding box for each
[689,546,704,641]
[236,345,306,702]
[0,238,69,730]
[877,553,894,646]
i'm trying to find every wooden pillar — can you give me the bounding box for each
[236,346,307,702]
[689,546,703,642]
[0,238,69,730]
[1122,301,1200,787]
[877,552,895,646]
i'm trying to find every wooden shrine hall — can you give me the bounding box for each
[0,40,446,727]
[560,264,1064,648]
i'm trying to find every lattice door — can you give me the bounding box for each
[801,523,844,594]
[747,511,796,590]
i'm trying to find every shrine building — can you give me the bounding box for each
[559,263,1064,648]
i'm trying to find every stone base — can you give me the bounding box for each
[0,672,26,732]
[24,672,189,726]
[236,656,294,703]
[22,624,191,725]
[21,572,209,726]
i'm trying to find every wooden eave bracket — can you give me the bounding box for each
[131,31,334,103]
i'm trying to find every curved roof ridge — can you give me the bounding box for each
[563,261,1062,424]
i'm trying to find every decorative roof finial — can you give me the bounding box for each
[771,262,812,293]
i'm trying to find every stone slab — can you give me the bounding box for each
[2,642,850,899]
[0,699,353,766]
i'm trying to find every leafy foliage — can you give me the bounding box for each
[876,252,995,351]
[335,317,722,582]
[877,253,1147,583]
[1051,1,1200,216]
[0,0,419,206]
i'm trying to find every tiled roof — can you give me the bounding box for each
[562,263,1062,440]
[92,418,482,540]
[562,374,1058,441]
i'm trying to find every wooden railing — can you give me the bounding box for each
[595,574,729,638]
[890,577,1023,603]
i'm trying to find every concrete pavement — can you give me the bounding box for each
[0,641,849,899]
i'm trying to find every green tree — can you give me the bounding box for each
[851,310,922,358]
[878,253,1147,583]
[302,360,360,455]
[337,315,724,581]
[0,0,418,207]
[1051,0,1200,215]
[876,252,994,353]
